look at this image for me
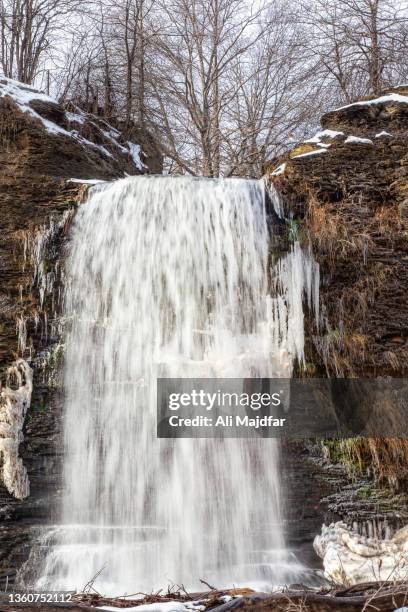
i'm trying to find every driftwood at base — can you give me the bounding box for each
[71,582,408,611]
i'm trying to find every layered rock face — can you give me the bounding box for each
[269,88,408,378]
[0,78,162,585]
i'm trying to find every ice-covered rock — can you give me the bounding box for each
[0,359,33,499]
[314,521,408,584]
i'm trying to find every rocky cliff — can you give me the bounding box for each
[268,88,408,583]
[0,78,162,586]
[268,88,408,488]
[268,87,408,379]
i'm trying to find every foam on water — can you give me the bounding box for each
[35,176,318,594]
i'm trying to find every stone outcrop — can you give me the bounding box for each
[0,77,162,183]
[268,87,408,378]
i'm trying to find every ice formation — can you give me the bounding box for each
[0,359,33,499]
[22,209,74,310]
[314,521,408,584]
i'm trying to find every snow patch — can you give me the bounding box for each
[336,92,408,111]
[101,128,128,154]
[375,130,392,138]
[292,148,327,159]
[305,129,344,146]
[345,135,373,145]
[68,178,106,185]
[66,111,86,124]
[0,77,72,136]
[0,76,56,105]
[128,141,146,170]
[271,162,286,176]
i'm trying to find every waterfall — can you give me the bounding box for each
[36,176,318,595]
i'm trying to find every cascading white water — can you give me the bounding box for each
[37,176,318,595]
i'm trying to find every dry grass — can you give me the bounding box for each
[314,325,369,377]
[306,193,374,266]
[339,438,408,490]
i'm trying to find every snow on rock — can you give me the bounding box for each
[0,76,148,174]
[336,92,408,111]
[128,141,146,170]
[345,135,373,145]
[65,110,86,124]
[0,78,70,137]
[376,130,393,138]
[292,148,327,159]
[0,359,33,499]
[304,129,344,147]
[314,521,408,584]
[0,77,57,108]
[271,162,286,176]
[68,178,106,185]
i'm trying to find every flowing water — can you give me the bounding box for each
[35,176,319,595]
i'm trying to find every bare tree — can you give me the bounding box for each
[300,0,408,103]
[148,0,267,176]
[8,0,408,177]
[0,0,82,84]
[222,2,316,177]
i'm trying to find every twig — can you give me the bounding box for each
[82,563,107,595]
[199,578,216,591]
